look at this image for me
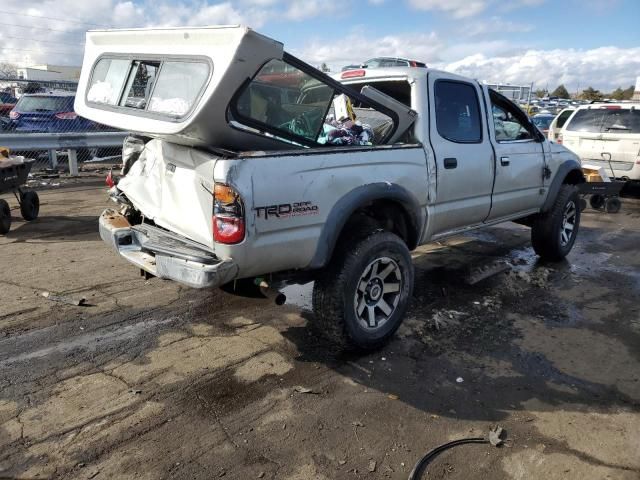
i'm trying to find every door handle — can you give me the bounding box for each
[444,157,457,169]
[500,156,510,166]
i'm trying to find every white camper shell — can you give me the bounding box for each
[75,26,411,151]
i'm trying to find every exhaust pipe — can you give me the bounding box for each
[258,280,286,305]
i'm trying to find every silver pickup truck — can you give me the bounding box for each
[76,26,584,349]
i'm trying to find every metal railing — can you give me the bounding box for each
[0,131,127,174]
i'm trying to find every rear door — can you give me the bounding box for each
[427,73,494,234]
[486,90,546,221]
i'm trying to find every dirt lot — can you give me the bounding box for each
[1,180,639,480]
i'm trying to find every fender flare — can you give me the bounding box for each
[542,159,584,212]
[308,183,425,269]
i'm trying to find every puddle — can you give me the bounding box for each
[281,282,314,311]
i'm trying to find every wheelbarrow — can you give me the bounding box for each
[578,153,625,214]
[0,154,40,234]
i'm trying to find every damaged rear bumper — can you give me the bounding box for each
[99,209,238,288]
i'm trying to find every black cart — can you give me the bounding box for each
[578,180,625,213]
[0,158,40,234]
[578,156,626,214]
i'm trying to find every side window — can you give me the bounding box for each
[490,96,534,142]
[434,81,482,143]
[231,58,393,146]
[556,110,573,129]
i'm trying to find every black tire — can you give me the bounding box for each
[605,197,621,214]
[0,199,11,234]
[579,198,587,212]
[531,184,581,261]
[19,190,39,221]
[312,231,414,350]
[589,194,605,210]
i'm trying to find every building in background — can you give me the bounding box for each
[16,65,81,82]
[633,76,640,101]
[483,82,533,103]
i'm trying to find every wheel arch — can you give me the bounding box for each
[542,159,584,213]
[308,183,425,269]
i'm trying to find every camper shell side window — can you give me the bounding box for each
[86,55,211,120]
[228,53,400,148]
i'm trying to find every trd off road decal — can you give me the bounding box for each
[255,201,319,219]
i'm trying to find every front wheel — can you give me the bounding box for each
[531,184,581,261]
[312,231,414,350]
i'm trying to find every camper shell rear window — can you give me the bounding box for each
[86,55,211,120]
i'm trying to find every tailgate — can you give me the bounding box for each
[117,140,218,250]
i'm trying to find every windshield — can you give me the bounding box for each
[566,108,640,134]
[16,96,73,112]
[532,116,553,129]
[0,92,16,103]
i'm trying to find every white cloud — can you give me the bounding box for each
[284,0,322,21]
[407,0,488,18]
[461,16,534,37]
[291,31,444,70]
[443,46,640,91]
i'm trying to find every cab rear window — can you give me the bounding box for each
[566,108,640,134]
[87,57,210,119]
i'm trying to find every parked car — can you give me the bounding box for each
[77,26,584,350]
[0,92,17,117]
[559,103,640,181]
[8,92,99,133]
[547,108,575,142]
[531,113,555,136]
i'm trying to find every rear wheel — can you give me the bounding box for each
[0,199,11,234]
[312,231,414,350]
[531,184,580,261]
[19,190,39,221]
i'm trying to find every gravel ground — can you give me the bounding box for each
[1,180,639,479]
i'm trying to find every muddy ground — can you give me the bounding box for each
[1,180,639,480]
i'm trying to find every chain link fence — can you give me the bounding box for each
[1,77,124,171]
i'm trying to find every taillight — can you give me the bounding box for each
[9,111,20,119]
[213,183,245,244]
[55,111,78,120]
[557,133,563,144]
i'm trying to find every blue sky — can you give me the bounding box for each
[1,0,639,91]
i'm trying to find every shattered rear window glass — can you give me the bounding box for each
[232,58,393,146]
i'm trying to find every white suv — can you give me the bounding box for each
[559,103,640,180]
